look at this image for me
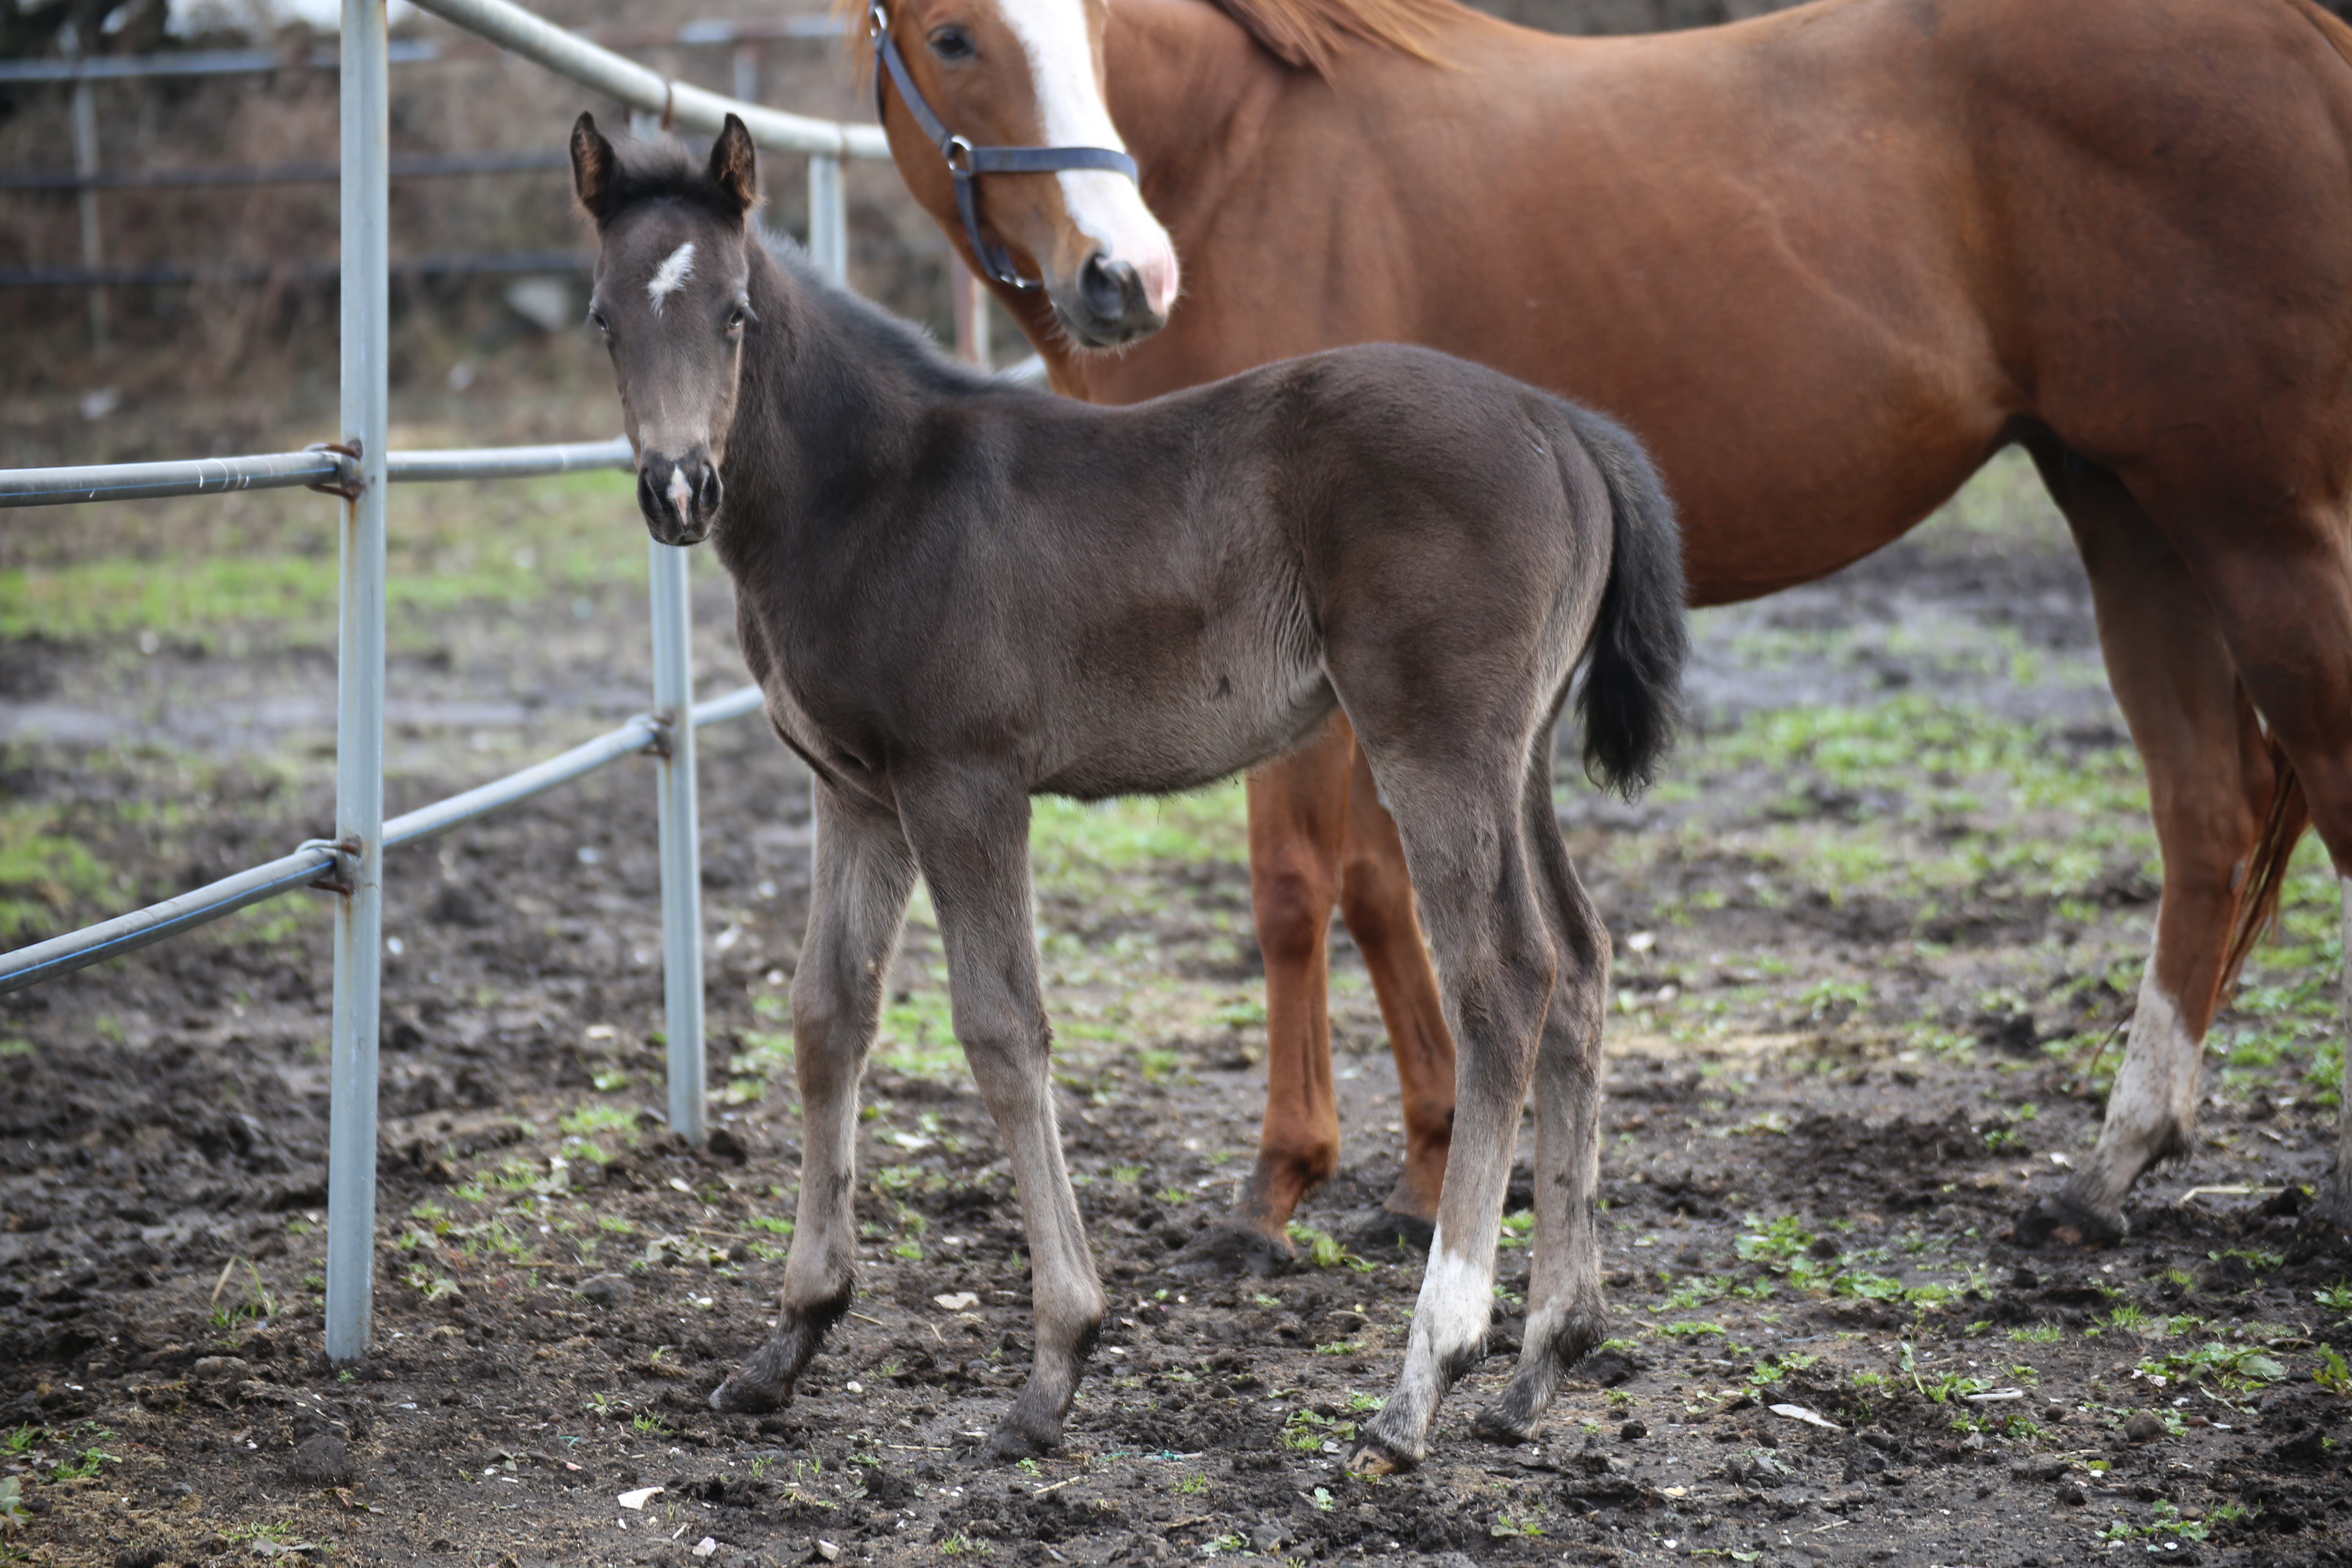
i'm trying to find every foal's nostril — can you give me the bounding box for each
[696,465,723,521]
[1079,254,1144,324]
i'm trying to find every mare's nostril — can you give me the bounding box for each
[1080,254,1140,323]
[697,466,723,520]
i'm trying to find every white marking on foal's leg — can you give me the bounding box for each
[667,466,695,523]
[996,0,1179,316]
[1361,1222,1490,1466]
[646,240,696,314]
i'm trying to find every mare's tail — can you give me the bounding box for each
[1561,405,1689,799]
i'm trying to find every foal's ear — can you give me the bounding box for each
[708,114,759,218]
[571,113,620,223]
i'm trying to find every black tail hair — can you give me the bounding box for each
[1564,405,1688,798]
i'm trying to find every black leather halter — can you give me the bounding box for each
[869,2,1141,291]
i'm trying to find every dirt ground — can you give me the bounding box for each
[4,432,2352,1567]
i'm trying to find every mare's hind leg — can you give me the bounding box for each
[712,784,918,1414]
[1471,752,1610,1443]
[2013,444,2272,1247]
[896,768,1108,1456]
[1339,735,1458,1240]
[1344,752,1559,1473]
[2157,501,2352,1244]
[1176,722,1353,1276]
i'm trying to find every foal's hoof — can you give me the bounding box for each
[1344,1437,1414,1477]
[2288,1204,2352,1263]
[1169,1223,1290,1280]
[984,1420,1060,1463]
[1339,1205,1435,1256]
[707,1373,791,1415]
[2011,1192,2123,1250]
[1470,1402,1540,1447]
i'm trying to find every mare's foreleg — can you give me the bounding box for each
[2013,449,2270,1246]
[1472,758,1610,1443]
[899,771,1107,1457]
[1348,760,1557,1474]
[712,786,918,1413]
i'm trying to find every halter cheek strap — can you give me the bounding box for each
[870,2,1141,291]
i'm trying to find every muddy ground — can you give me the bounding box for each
[4,448,2350,1566]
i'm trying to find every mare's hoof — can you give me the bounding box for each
[708,1374,790,1415]
[1344,1437,1414,1477]
[1469,1403,1538,1447]
[984,1421,1059,1462]
[1340,1205,1434,1255]
[1169,1223,1290,1279]
[2012,1192,2122,1250]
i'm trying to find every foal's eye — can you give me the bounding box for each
[928,24,975,61]
[588,309,611,338]
[726,303,750,333]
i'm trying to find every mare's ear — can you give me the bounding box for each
[708,114,760,218]
[571,113,620,223]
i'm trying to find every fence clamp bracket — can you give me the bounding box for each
[643,709,678,761]
[304,440,363,501]
[300,836,363,896]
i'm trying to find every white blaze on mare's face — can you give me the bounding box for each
[994,0,1180,316]
[668,466,695,521]
[646,241,697,315]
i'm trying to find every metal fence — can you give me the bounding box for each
[0,0,895,1361]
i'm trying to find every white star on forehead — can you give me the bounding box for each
[646,241,696,314]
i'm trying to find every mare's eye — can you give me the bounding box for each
[588,308,612,338]
[928,25,975,61]
[726,302,751,333]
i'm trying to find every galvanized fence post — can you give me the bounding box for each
[808,153,846,284]
[325,0,390,1363]
[650,542,706,1144]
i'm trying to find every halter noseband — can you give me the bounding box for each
[870,2,1141,291]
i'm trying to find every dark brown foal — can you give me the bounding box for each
[571,115,1688,1467]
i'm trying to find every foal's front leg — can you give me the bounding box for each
[899,772,1107,1458]
[711,786,917,1414]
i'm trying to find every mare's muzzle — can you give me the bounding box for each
[1060,253,1165,348]
[638,452,722,546]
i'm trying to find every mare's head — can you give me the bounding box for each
[873,0,1178,347]
[572,113,761,546]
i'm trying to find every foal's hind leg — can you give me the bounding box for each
[1339,735,1457,1240]
[1471,755,1610,1443]
[2011,448,2273,1246]
[712,785,918,1414]
[1344,755,1559,1473]
[896,769,1108,1457]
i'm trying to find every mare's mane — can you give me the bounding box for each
[595,134,1003,400]
[831,0,1463,78]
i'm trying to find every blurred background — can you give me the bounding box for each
[0,0,1827,468]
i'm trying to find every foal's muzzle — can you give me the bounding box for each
[638,452,722,546]
[1058,252,1167,348]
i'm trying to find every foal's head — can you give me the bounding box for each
[872,0,1178,347]
[571,113,761,547]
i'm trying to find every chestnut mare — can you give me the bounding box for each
[868,0,2352,1258]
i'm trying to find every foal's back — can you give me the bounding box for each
[864,341,1613,802]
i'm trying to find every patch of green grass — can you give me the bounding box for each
[2009,1323,2065,1344]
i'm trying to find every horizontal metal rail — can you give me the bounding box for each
[0,250,592,290]
[0,684,766,997]
[403,0,891,160]
[0,438,633,508]
[0,17,851,84]
[0,149,571,192]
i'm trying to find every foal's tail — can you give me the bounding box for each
[1562,406,1689,800]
